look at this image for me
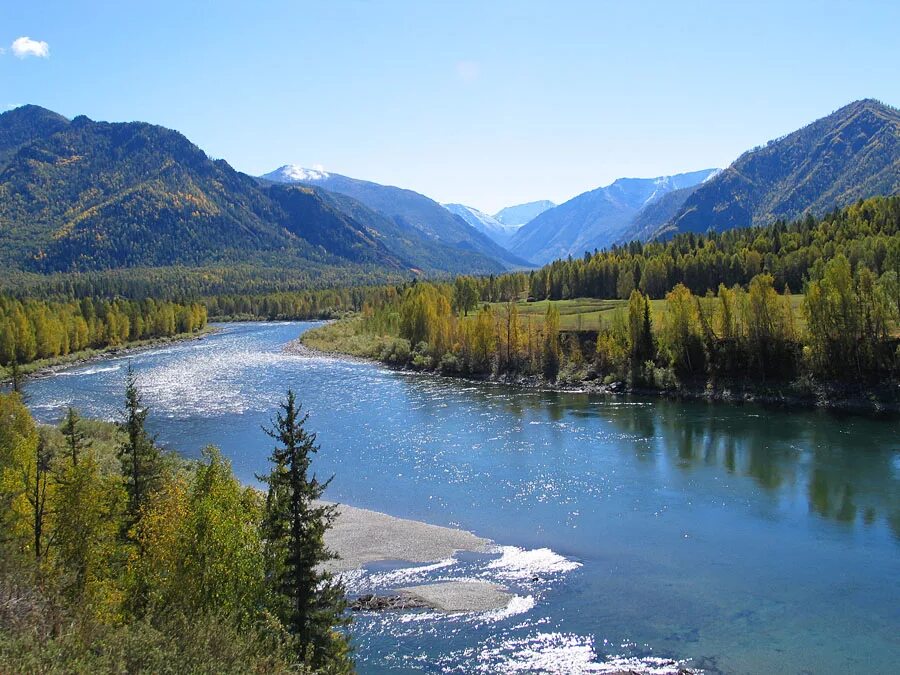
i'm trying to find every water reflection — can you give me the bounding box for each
[394,373,900,539]
[594,398,900,538]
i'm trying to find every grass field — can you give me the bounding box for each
[487,295,807,333]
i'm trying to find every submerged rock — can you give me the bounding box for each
[398,580,513,612]
[350,593,429,611]
[350,581,515,614]
[322,502,492,574]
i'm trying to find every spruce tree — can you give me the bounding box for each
[61,406,88,467]
[118,364,162,531]
[25,432,53,561]
[258,391,350,672]
[9,360,26,402]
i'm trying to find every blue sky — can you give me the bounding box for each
[2,1,899,212]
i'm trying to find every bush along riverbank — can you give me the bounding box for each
[297,271,900,414]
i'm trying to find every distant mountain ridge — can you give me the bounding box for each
[493,200,556,227]
[659,99,900,238]
[3,99,897,279]
[262,165,530,269]
[0,107,515,275]
[618,183,707,243]
[442,203,520,247]
[509,169,718,264]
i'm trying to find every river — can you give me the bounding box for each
[24,322,900,674]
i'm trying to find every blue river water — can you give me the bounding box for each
[24,322,900,674]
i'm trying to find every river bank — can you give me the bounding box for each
[1,326,218,384]
[293,322,900,415]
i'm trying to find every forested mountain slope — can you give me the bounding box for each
[0,107,508,276]
[662,99,900,237]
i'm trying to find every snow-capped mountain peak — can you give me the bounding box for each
[263,164,330,182]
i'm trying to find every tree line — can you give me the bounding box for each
[311,251,897,389]
[0,297,207,368]
[203,273,530,321]
[1,263,408,305]
[0,375,350,672]
[528,195,900,302]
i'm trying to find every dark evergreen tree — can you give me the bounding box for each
[9,360,26,401]
[61,406,88,467]
[25,432,53,561]
[258,391,351,672]
[118,364,162,531]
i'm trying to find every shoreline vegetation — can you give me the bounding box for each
[1,326,217,383]
[295,306,899,415]
[0,296,210,384]
[296,327,899,415]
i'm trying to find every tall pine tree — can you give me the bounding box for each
[118,364,162,532]
[61,406,88,467]
[25,432,53,561]
[9,360,26,402]
[258,391,351,672]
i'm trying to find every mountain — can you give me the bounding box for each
[0,104,70,167]
[493,200,556,227]
[508,169,718,264]
[303,188,506,275]
[262,165,530,269]
[442,203,519,247]
[660,99,900,238]
[616,182,711,243]
[0,107,509,276]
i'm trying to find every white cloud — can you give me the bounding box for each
[455,60,480,83]
[11,36,50,59]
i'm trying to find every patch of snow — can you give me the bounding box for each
[266,164,330,182]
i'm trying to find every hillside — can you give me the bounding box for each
[509,169,717,264]
[0,107,511,277]
[662,99,900,237]
[262,165,530,269]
